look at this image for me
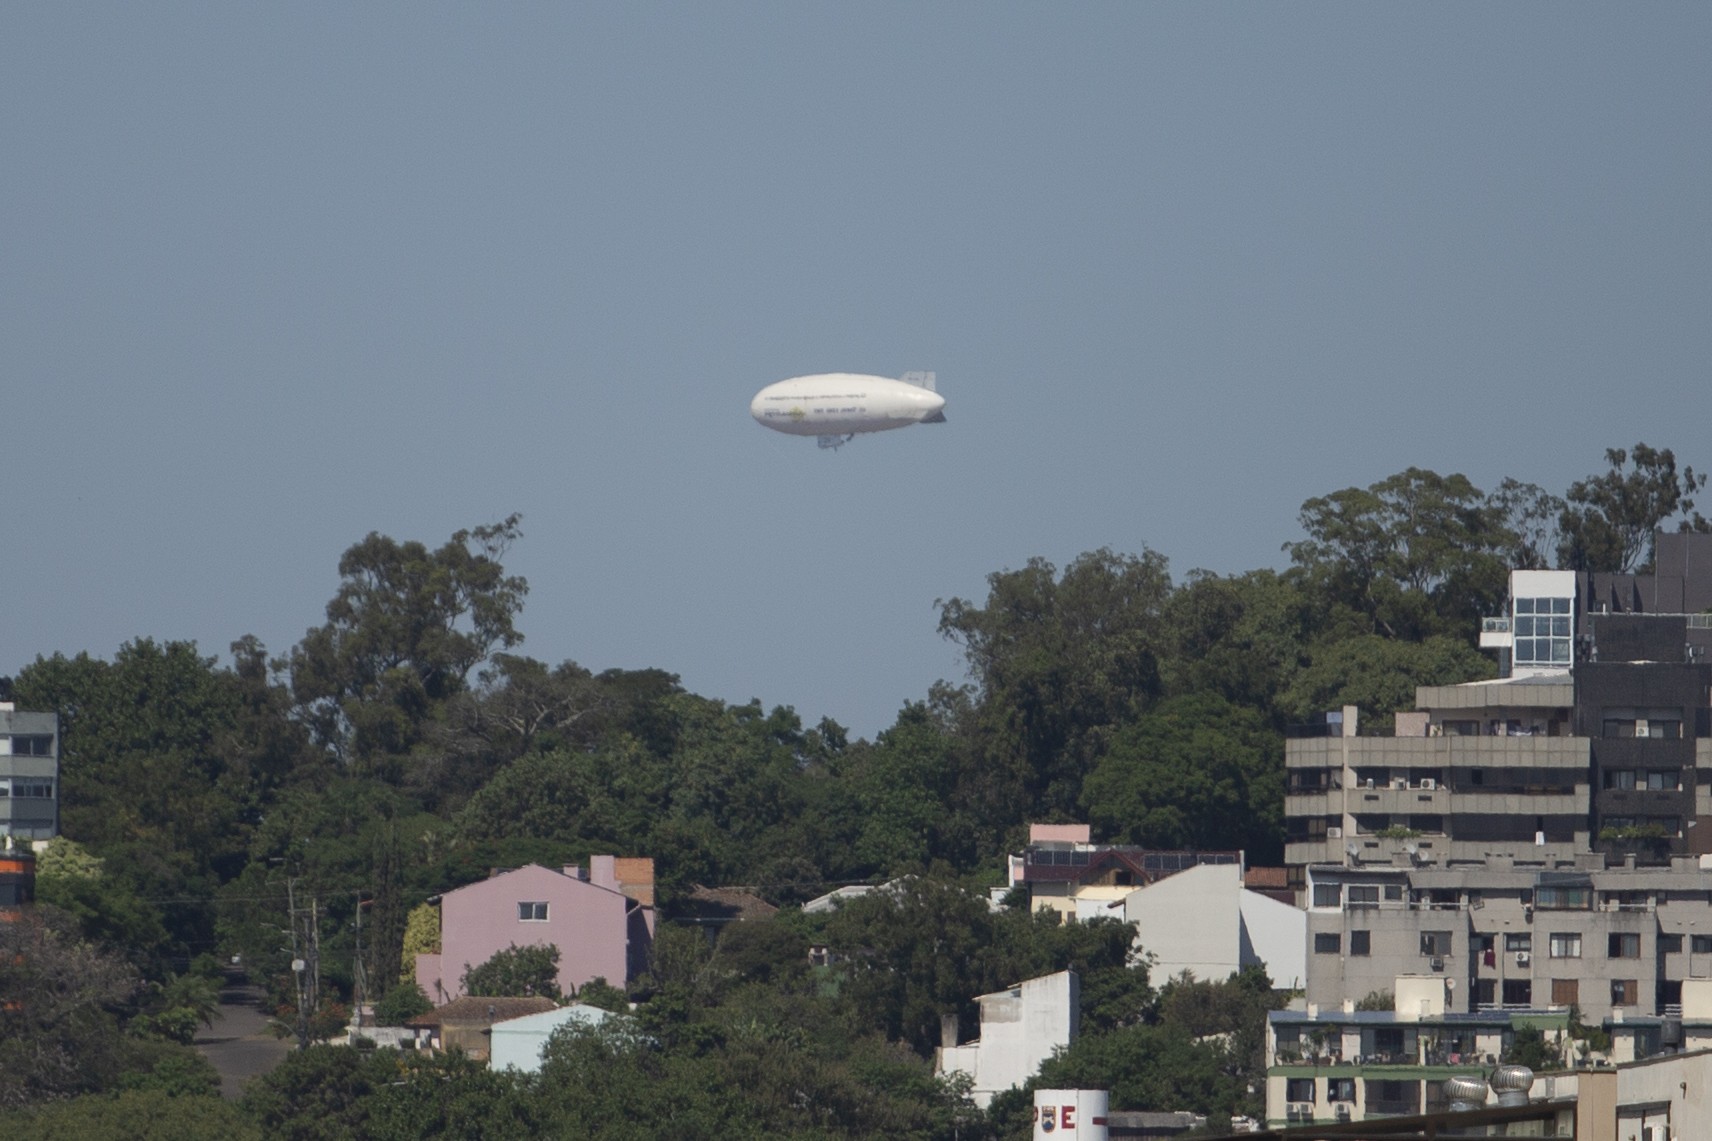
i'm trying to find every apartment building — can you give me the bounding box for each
[0,702,59,843]
[1301,856,1712,1027]
[1286,535,1712,879]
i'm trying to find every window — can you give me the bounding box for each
[1505,933,1533,953]
[1409,815,1444,834]
[1502,979,1533,1006]
[1328,1077,1355,1103]
[1605,769,1637,790]
[517,902,548,922]
[10,780,53,799]
[1289,769,1330,791]
[1660,935,1683,954]
[1385,884,1404,902]
[1513,597,1572,665]
[1551,979,1579,1006]
[1420,931,1452,956]
[0,779,7,797]
[1368,1079,1417,1112]
[8,735,53,756]
[1313,883,1342,908]
[1693,935,1712,954]
[1444,720,1479,736]
[1314,933,1342,954]
[1548,933,1581,959]
[1286,1078,1316,1103]
[1350,931,1371,957]
[1644,770,1681,791]
[1604,708,1686,739]
[1348,885,1379,907]
[1609,933,1641,959]
[1611,979,1638,1006]
[1536,885,1592,910]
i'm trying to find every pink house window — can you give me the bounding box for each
[518,902,548,921]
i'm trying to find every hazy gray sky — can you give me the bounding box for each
[6,5,1709,738]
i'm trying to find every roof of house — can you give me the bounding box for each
[683,885,780,923]
[491,1001,618,1033]
[439,862,630,904]
[406,995,557,1028]
[1020,847,1241,886]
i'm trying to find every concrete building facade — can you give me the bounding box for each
[0,703,59,843]
[1301,856,1712,1027]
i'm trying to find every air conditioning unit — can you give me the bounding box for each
[1363,778,1375,789]
[1288,1103,1313,1120]
[1335,1103,1351,1121]
[1431,956,1445,971]
[1516,951,1531,966]
[1392,778,1407,790]
[1421,777,1437,790]
[1327,826,1343,839]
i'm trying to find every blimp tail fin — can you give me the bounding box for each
[900,370,936,392]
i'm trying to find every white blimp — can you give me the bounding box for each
[750,371,946,449]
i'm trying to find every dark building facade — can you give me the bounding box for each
[1578,614,1712,861]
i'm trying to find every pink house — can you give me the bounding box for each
[416,857,655,1003]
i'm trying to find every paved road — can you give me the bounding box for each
[194,977,292,1100]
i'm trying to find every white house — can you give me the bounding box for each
[936,970,1078,1109]
[1096,862,1305,989]
[489,1002,620,1073]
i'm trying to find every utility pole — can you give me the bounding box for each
[285,877,321,1050]
[352,892,369,1035]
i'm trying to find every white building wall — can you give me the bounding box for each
[936,970,1078,1109]
[1113,865,1304,987]
[1120,863,1242,982]
[1239,888,1307,990]
[489,1003,615,1074]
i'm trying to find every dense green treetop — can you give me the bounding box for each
[1557,444,1710,572]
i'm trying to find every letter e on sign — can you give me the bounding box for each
[1062,1104,1076,1129]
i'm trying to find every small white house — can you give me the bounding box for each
[1099,862,1305,988]
[489,1003,619,1073]
[937,970,1079,1109]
